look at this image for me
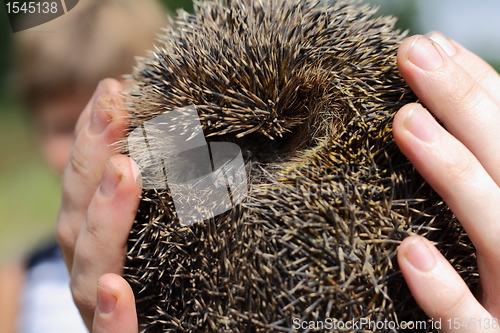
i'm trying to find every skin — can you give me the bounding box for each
[54,79,141,331]
[57,32,500,332]
[0,261,25,333]
[395,32,500,331]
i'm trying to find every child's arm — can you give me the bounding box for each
[0,261,25,333]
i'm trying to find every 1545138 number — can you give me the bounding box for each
[445,318,499,330]
[5,2,58,14]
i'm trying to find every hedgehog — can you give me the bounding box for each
[122,0,478,332]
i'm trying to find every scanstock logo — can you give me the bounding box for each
[128,105,248,227]
[3,0,79,32]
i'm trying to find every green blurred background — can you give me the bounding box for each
[0,0,498,264]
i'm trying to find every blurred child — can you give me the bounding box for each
[0,1,168,331]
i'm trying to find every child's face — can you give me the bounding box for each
[35,93,90,175]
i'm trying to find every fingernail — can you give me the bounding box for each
[97,282,117,314]
[407,36,444,71]
[130,158,143,188]
[403,105,441,142]
[91,81,109,103]
[404,237,437,272]
[99,160,123,197]
[426,31,456,56]
[97,80,110,95]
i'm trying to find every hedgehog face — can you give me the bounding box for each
[123,1,477,332]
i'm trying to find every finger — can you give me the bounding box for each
[93,274,138,333]
[425,31,500,106]
[397,35,500,184]
[393,104,500,261]
[74,79,124,135]
[57,83,128,270]
[476,255,500,320]
[394,104,500,318]
[71,155,141,328]
[398,236,493,333]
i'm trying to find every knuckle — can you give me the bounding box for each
[69,142,93,180]
[84,217,104,243]
[55,219,75,253]
[73,249,93,275]
[70,277,95,314]
[474,69,492,86]
[435,283,469,320]
[441,149,476,184]
[59,183,80,214]
[76,217,108,261]
[449,78,483,114]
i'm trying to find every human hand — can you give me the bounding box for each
[394,32,500,331]
[55,79,142,330]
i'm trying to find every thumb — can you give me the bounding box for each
[92,273,138,333]
[398,235,492,332]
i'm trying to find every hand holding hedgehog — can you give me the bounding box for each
[394,32,500,326]
[55,31,500,332]
[54,79,141,332]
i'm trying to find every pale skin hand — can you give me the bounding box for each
[394,32,500,331]
[55,78,140,332]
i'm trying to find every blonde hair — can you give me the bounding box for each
[14,0,168,110]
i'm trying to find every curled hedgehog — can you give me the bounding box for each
[122,0,478,332]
